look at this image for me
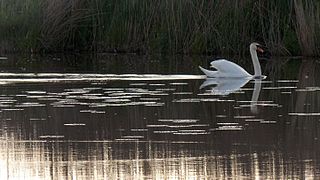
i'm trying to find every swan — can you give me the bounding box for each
[199,42,266,79]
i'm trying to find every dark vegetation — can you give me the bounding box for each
[0,0,319,56]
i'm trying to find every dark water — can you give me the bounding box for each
[0,54,320,179]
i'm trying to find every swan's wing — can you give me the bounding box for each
[210,59,251,77]
[199,66,217,77]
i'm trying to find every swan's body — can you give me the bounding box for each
[199,43,264,79]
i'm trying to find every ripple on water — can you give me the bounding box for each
[115,138,140,141]
[27,95,51,99]
[25,91,47,94]
[260,120,277,124]
[199,98,220,102]
[69,95,107,100]
[234,115,256,119]
[158,119,199,123]
[174,130,210,135]
[288,112,320,116]
[244,119,264,122]
[103,99,131,103]
[130,128,148,132]
[0,99,17,103]
[80,109,106,114]
[155,88,176,91]
[130,102,161,106]
[0,104,12,108]
[167,124,208,128]
[172,98,201,103]
[83,87,102,91]
[121,135,144,139]
[144,103,165,107]
[149,83,166,86]
[88,103,121,107]
[149,93,169,96]
[103,91,125,94]
[129,83,147,86]
[103,88,125,91]
[278,86,297,89]
[108,92,144,97]
[217,122,239,125]
[153,130,178,134]
[15,102,46,107]
[52,104,76,108]
[296,87,320,92]
[172,92,193,95]
[170,82,189,86]
[277,80,299,83]
[30,118,46,121]
[139,97,161,101]
[39,135,64,139]
[239,103,282,108]
[64,123,86,126]
[146,124,168,128]
[64,88,91,94]
[213,125,243,131]
[262,87,281,90]
[15,94,28,97]
[1,108,24,111]
[237,100,274,103]
[82,93,104,96]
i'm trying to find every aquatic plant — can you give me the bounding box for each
[293,0,320,56]
[0,0,319,56]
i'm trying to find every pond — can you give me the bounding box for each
[0,54,319,179]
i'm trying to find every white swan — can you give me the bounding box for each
[199,43,266,79]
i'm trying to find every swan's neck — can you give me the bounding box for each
[250,48,261,77]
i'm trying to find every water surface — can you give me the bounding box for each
[0,54,319,179]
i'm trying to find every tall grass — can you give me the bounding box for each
[293,0,320,56]
[0,0,319,56]
[0,0,42,52]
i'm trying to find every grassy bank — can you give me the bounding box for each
[0,0,319,56]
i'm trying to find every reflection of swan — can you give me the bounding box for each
[200,78,262,114]
[250,79,262,114]
[199,43,265,79]
[200,78,250,95]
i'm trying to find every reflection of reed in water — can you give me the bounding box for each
[294,59,320,112]
[287,59,320,146]
[0,141,318,179]
[263,57,290,79]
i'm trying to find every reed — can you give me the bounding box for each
[0,0,42,52]
[293,0,320,56]
[0,0,319,56]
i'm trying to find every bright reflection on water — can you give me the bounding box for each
[0,55,320,179]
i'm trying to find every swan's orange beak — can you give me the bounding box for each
[257,47,264,53]
[257,45,271,60]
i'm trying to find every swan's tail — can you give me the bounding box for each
[199,66,217,77]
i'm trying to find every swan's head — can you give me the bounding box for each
[250,42,271,60]
[250,42,264,53]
